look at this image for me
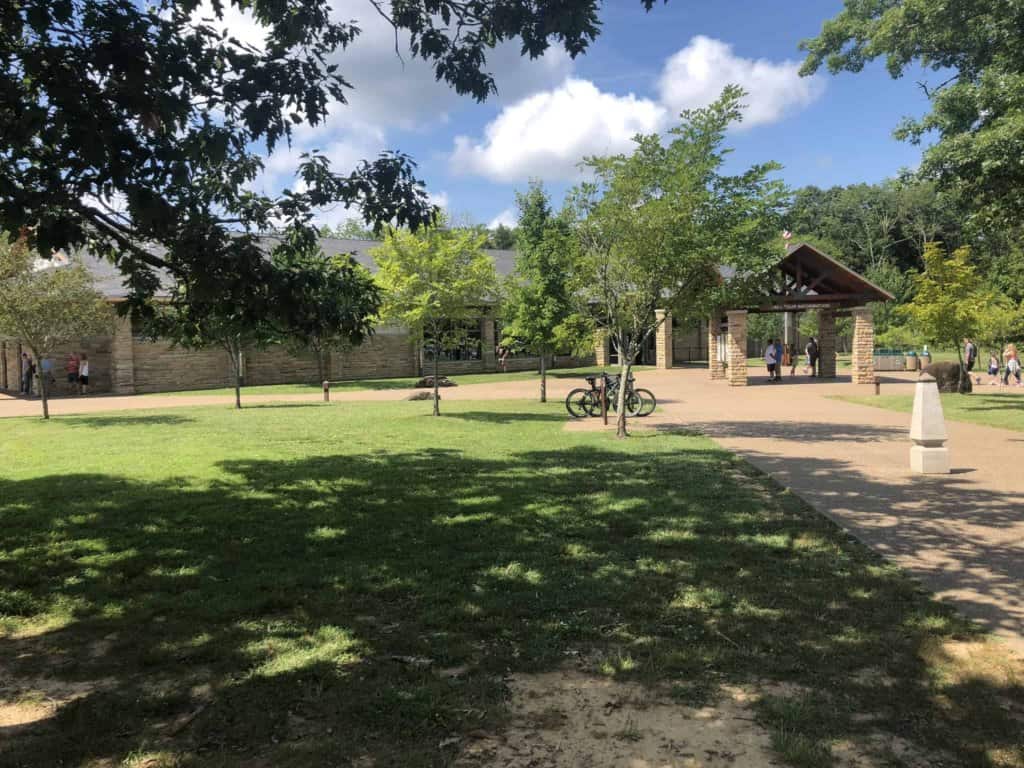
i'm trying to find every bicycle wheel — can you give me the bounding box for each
[633,388,656,417]
[623,391,643,416]
[565,388,595,419]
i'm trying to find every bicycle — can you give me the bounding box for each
[565,373,656,418]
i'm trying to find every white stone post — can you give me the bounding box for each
[910,373,950,474]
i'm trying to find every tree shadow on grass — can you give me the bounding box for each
[0,441,1021,766]
[58,413,196,428]
[442,410,568,424]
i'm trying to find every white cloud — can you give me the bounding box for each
[657,36,824,128]
[450,79,667,182]
[488,208,517,229]
[447,36,827,183]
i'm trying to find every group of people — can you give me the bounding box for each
[18,351,91,397]
[764,337,821,382]
[966,338,1022,386]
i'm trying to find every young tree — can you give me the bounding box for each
[272,236,381,383]
[374,226,499,415]
[501,183,584,402]
[0,239,113,419]
[567,86,787,437]
[145,234,276,410]
[901,243,1010,392]
[2,1,670,320]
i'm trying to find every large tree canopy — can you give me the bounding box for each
[1,0,668,310]
[800,0,1024,229]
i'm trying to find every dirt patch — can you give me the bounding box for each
[454,669,777,767]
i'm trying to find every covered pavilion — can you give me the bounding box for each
[649,243,895,385]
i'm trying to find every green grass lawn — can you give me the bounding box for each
[1,401,1021,767]
[837,391,1024,433]
[147,365,655,397]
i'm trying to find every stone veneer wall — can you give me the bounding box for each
[817,308,837,378]
[654,310,673,369]
[1,341,19,391]
[726,310,748,386]
[851,308,875,384]
[331,325,418,380]
[593,330,610,367]
[245,345,321,386]
[708,316,726,380]
[132,337,233,393]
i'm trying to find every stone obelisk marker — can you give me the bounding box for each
[909,372,950,474]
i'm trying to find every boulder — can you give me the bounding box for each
[922,361,972,394]
[406,391,440,401]
[414,375,456,389]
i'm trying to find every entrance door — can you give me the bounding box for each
[608,334,655,366]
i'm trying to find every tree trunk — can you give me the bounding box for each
[956,343,967,394]
[228,343,242,410]
[37,368,49,420]
[432,349,440,416]
[615,336,631,438]
[539,351,547,403]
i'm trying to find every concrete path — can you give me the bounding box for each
[3,368,1022,652]
[638,370,1024,653]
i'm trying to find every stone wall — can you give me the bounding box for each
[246,345,321,386]
[708,316,726,380]
[593,330,610,367]
[332,325,418,380]
[726,310,748,386]
[1,341,19,392]
[655,310,673,369]
[851,308,875,384]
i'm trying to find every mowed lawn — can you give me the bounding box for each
[145,365,655,398]
[837,391,1024,433]
[1,401,1022,767]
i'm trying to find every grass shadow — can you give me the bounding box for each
[0,413,1021,767]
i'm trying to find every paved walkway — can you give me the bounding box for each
[635,370,1024,653]
[3,368,1022,651]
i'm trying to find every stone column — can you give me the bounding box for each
[110,313,136,394]
[0,341,6,391]
[594,329,610,367]
[708,315,726,380]
[654,309,673,369]
[481,315,496,370]
[851,307,875,384]
[726,310,748,386]
[817,308,837,378]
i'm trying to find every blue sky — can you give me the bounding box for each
[235,1,937,230]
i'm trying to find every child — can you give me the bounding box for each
[988,353,1000,385]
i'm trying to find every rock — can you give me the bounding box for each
[406,391,440,401]
[922,361,972,393]
[414,375,456,388]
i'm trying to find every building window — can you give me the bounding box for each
[423,320,482,362]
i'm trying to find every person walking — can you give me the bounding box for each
[805,337,819,377]
[764,339,778,383]
[988,352,1001,385]
[40,355,54,390]
[19,352,29,393]
[78,353,90,395]
[24,355,36,397]
[773,338,784,381]
[66,352,80,393]
[964,338,977,372]
[1002,344,1021,386]
[787,342,797,376]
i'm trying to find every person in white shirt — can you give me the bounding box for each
[764,339,778,383]
[78,353,90,395]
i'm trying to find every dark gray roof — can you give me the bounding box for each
[72,236,518,300]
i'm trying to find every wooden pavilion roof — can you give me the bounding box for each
[746,242,895,313]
